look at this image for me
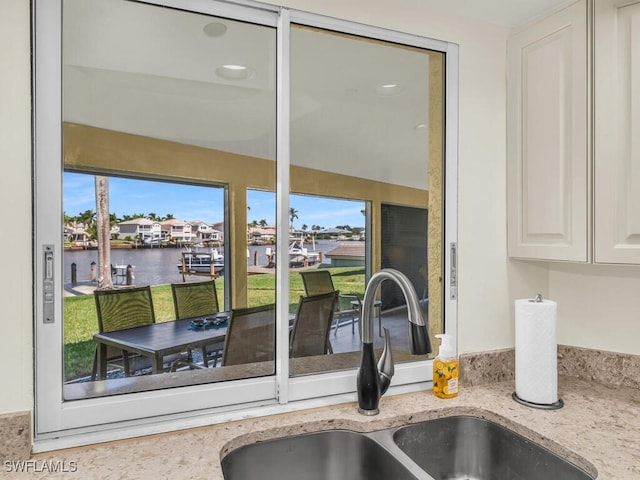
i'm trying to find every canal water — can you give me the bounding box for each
[63,240,350,286]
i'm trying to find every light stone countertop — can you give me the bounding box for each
[18,375,639,480]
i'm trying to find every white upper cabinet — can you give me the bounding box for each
[594,0,640,264]
[507,0,589,261]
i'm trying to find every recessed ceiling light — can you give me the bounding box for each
[374,83,403,96]
[215,64,253,80]
[203,22,228,37]
[414,123,427,130]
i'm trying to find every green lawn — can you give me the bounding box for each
[64,267,365,380]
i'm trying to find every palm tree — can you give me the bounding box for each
[75,209,96,239]
[95,176,113,289]
[289,207,299,230]
[78,209,95,227]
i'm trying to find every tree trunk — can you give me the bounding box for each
[95,176,113,290]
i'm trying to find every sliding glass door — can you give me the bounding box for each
[33,0,458,443]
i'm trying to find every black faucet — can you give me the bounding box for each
[357,268,431,415]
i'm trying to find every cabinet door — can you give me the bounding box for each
[507,0,589,261]
[594,0,640,264]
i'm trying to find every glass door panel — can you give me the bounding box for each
[61,0,276,399]
[289,24,444,377]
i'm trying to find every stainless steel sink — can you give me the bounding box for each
[392,415,595,480]
[221,430,421,480]
[222,415,597,480]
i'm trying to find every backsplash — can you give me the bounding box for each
[460,348,514,386]
[0,411,30,461]
[557,345,640,390]
[460,345,640,390]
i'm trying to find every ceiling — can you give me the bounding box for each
[415,0,574,28]
[63,0,571,190]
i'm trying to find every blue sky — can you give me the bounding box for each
[64,173,365,229]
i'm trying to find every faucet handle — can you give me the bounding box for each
[377,327,394,395]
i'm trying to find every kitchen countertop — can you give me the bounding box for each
[25,375,639,479]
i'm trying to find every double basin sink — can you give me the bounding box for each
[222,415,596,480]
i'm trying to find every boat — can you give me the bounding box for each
[264,236,320,268]
[142,237,164,246]
[177,248,224,275]
[288,236,320,267]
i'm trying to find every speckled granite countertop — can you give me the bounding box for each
[23,375,639,479]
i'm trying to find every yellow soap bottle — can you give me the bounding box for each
[433,333,459,399]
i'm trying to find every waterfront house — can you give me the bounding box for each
[190,220,224,244]
[64,223,95,248]
[117,218,162,243]
[248,226,276,244]
[319,227,352,240]
[161,218,194,243]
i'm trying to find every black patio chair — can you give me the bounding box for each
[91,286,157,379]
[299,270,360,335]
[171,279,223,367]
[221,304,276,366]
[290,291,337,358]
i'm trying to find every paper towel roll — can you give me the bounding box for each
[515,298,558,405]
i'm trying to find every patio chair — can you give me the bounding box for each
[171,279,223,367]
[91,286,157,380]
[221,304,276,366]
[299,269,335,296]
[171,279,220,318]
[299,270,360,336]
[290,291,337,358]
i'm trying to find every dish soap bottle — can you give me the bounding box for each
[433,333,459,399]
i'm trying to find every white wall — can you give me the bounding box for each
[550,263,640,355]
[0,0,33,414]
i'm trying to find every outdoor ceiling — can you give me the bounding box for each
[63,0,277,158]
[63,0,569,190]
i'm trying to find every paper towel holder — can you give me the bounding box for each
[512,392,564,410]
[514,292,564,410]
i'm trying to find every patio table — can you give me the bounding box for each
[93,315,229,380]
